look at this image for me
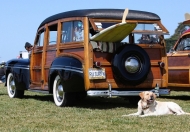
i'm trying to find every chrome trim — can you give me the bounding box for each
[52,65,82,70]
[50,67,83,73]
[12,67,29,70]
[5,66,29,70]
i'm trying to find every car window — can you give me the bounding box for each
[134,23,162,31]
[94,22,117,30]
[91,20,166,43]
[134,34,159,44]
[132,23,164,44]
[36,29,45,47]
[62,21,83,43]
[48,24,58,45]
[176,36,190,51]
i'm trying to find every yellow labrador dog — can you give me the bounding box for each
[123,91,190,117]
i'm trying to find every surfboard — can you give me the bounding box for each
[185,13,190,21]
[90,22,137,42]
[183,13,190,24]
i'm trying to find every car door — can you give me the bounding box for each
[30,27,46,90]
[168,35,190,88]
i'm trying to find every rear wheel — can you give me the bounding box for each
[53,75,75,107]
[7,73,24,98]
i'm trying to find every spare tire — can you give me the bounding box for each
[112,44,150,85]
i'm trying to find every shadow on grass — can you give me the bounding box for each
[75,97,137,109]
[159,95,190,101]
[23,94,54,102]
[22,94,137,109]
[0,93,8,96]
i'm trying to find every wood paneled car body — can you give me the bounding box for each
[167,14,190,90]
[5,9,170,107]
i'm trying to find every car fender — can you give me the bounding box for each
[48,56,84,93]
[5,59,30,90]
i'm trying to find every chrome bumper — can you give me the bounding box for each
[87,84,170,97]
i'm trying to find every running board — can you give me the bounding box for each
[28,89,49,94]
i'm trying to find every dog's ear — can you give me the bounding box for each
[153,93,157,99]
[139,92,144,99]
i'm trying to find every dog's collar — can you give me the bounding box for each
[141,100,150,110]
[142,106,149,110]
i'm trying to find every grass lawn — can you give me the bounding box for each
[0,83,190,132]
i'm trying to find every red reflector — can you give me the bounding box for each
[95,61,101,67]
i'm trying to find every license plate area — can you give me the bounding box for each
[89,68,106,79]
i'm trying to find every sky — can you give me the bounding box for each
[0,0,189,62]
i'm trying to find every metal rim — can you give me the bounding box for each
[124,56,141,73]
[56,79,64,102]
[8,74,16,96]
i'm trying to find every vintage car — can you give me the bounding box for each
[167,13,190,90]
[5,8,170,107]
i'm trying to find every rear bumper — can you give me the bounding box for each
[87,84,170,97]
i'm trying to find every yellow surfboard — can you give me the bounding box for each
[90,22,137,42]
[183,13,190,25]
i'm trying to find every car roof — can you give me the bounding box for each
[38,9,160,29]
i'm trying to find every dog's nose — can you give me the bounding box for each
[150,96,154,100]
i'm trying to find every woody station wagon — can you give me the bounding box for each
[5,8,170,106]
[167,13,190,91]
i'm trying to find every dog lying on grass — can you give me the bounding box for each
[123,91,190,117]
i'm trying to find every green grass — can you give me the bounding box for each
[1,83,190,132]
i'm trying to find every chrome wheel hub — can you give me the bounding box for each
[125,57,140,73]
[9,78,15,95]
[56,82,64,102]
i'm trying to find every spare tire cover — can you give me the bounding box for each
[112,44,150,85]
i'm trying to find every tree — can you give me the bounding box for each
[165,22,190,52]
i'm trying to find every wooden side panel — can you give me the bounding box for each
[33,52,42,66]
[147,67,161,79]
[45,69,49,83]
[60,48,84,58]
[45,50,56,66]
[43,49,56,90]
[168,52,190,89]
[33,69,41,82]
[32,52,42,84]
[93,52,113,65]
[168,56,190,66]
[91,45,166,89]
[145,48,161,61]
[168,69,189,84]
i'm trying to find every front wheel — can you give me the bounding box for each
[7,73,24,98]
[53,75,75,107]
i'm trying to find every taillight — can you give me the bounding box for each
[95,61,101,68]
[158,62,165,68]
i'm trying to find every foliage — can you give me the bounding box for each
[165,23,190,52]
[1,83,190,132]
